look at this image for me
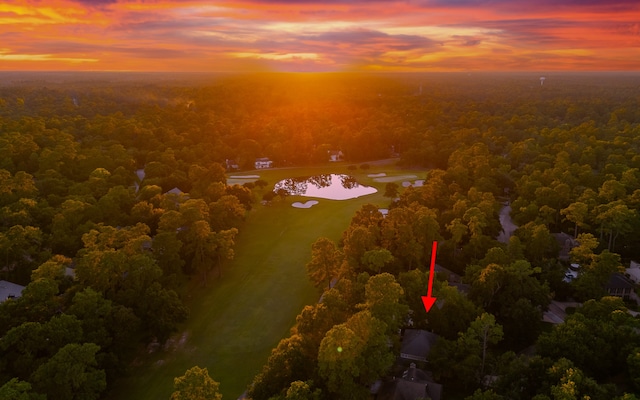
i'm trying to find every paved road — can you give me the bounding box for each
[543,300,582,324]
[497,205,518,243]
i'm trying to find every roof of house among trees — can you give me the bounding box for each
[0,280,25,302]
[400,329,439,362]
[377,363,443,400]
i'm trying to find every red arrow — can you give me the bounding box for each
[421,241,438,313]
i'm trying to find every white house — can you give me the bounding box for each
[255,158,273,169]
[563,263,580,283]
[626,261,640,284]
[328,150,344,162]
[225,159,239,171]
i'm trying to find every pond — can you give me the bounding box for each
[273,174,377,200]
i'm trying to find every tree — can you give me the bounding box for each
[466,389,505,400]
[30,343,106,400]
[318,311,393,399]
[67,288,140,363]
[464,207,488,238]
[341,225,376,272]
[248,335,312,400]
[573,250,623,301]
[293,302,347,359]
[49,199,94,254]
[306,237,342,289]
[30,255,73,291]
[427,281,481,339]
[537,297,639,380]
[463,313,504,378]
[170,366,222,400]
[514,222,558,263]
[569,233,598,267]
[561,202,589,238]
[0,314,83,381]
[187,220,216,282]
[1,225,46,282]
[447,217,468,257]
[152,230,185,285]
[595,202,636,251]
[547,358,612,400]
[282,380,321,400]
[380,207,423,270]
[430,312,503,389]
[75,224,186,341]
[212,228,238,278]
[209,195,246,231]
[383,182,399,198]
[411,205,442,262]
[362,272,408,333]
[9,278,61,327]
[0,378,44,400]
[360,248,393,274]
[627,348,640,391]
[139,282,189,342]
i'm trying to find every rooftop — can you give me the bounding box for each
[0,280,26,302]
[400,329,439,362]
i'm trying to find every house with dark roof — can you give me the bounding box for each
[0,280,25,302]
[605,273,635,300]
[164,187,184,196]
[376,363,443,400]
[554,232,577,261]
[400,329,439,362]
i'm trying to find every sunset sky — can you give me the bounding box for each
[1,0,639,72]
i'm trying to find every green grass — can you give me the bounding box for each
[110,160,422,400]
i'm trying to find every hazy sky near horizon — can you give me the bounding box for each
[2,0,639,72]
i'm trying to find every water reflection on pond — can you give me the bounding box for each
[273,174,377,200]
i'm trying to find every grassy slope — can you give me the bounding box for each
[112,161,421,400]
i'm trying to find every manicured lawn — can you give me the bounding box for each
[111,160,423,400]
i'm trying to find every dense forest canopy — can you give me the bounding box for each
[1,71,640,399]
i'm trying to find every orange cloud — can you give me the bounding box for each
[0,0,638,72]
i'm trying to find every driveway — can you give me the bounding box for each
[497,205,518,244]
[543,300,581,324]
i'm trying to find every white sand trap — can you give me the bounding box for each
[292,200,319,209]
[374,174,418,183]
[402,180,425,187]
[368,173,387,178]
[378,208,389,216]
[227,175,261,185]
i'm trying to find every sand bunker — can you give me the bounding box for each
[227,175,261,185]
[402,179,425,187]
[378,208,389,216]
[368,173,387,178]
[292,200,319,209]
[373,174,418,183]
[229,175,260,179]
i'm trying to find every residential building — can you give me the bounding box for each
[255,158,273,169]
[0,280,25,302]
[605,273,635,300]
[400,329,439,362]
